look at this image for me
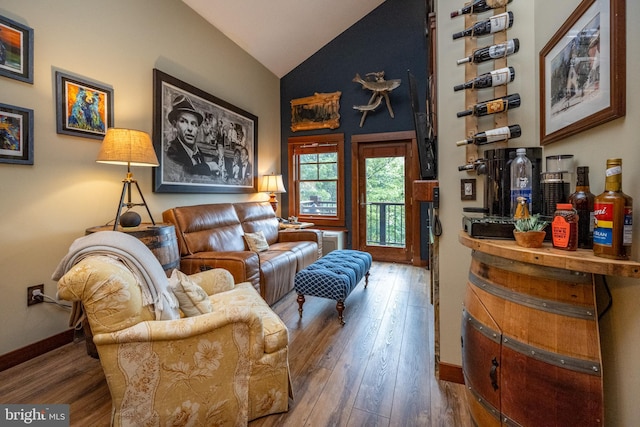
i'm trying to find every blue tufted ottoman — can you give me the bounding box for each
[294,249,373,325]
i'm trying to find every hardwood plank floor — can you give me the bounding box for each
[0,262,471,426]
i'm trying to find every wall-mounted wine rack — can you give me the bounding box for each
[453,1,513,169]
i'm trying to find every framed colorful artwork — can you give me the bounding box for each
[0,15,34,84]
[55,71,114,140]
[0,102,34,165]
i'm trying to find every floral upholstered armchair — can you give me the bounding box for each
[53,231,291,426]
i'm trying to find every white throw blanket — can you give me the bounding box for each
[52,230,179,320]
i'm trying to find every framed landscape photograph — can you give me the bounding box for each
[540,0,625,145]
[0,103,34,165]
[55,71,114,140]
[153,69,258,194]
[0,15,34,84]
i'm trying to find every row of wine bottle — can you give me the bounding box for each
[452,1,520,151]
[450,0,513,18]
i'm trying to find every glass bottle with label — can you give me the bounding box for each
[593,159,633,259]
[510,148,532,217]
[568,166,595,249]
[552,203,578,251]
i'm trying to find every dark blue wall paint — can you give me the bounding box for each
[280,0,427,239]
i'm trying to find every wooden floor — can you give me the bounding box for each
[0,262,470,426]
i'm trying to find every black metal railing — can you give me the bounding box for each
[366,202,405,247]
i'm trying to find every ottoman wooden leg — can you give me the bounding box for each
[336,300,345,326]
[365,270,370,288]
[297,294,305,318]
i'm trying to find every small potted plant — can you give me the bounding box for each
[513,214,548,248]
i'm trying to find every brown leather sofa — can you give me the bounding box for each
[163,201,322,305]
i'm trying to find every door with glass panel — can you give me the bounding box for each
[357,141,412,263]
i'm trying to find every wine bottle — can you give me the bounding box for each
[451,0,514,18]
[457,39,520,65]
[455,124,521,146]
[458,159,486,171]
[457,93,521,117]
[453,66,515,91]
[452,11,514,40]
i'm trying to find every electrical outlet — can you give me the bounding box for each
[27,284,44,306]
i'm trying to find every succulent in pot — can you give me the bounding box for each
[513,214,548,248]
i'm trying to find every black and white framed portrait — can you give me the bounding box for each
[152,69,258,193]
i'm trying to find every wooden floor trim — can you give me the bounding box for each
[0,329,75,372]
[438,361,465,384]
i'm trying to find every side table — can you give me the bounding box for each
[279,221,315,230]
[85,223,179,275]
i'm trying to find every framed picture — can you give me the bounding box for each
[0,15,34,84]
[0,103,34,165]
[539,0,625,145]
[291,91,341,132]
[460,179,476,201]
[153,69,258,194]
[55,71,114,140]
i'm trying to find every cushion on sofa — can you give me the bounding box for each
[244,231,269,252]
[234,202,280,245]
[169,269,213,317]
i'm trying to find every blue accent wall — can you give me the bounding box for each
[280,0,427,237]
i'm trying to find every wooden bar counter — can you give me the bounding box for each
[458,231,640,427]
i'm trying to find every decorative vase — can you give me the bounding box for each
[120,211,142,227]
[513,230,546,248]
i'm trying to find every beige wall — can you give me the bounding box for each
[0,0,280,354]
[437,0,639,424]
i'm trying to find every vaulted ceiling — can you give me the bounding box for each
[182,0,386,78]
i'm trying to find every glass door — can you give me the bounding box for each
[357,142,411,263]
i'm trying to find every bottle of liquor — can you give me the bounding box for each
[510,148,532,217]
[453,66,515,91]
[568,166,595,249]
[593,159,633,259]
[457,39,520,65]
[457,93,521,117]
[455,124,521,146]
[452,11,514,40]
[451,0,514,18]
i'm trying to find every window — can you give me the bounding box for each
[288,134,345,227]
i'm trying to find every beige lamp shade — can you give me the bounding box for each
[260,174,286,193]
[96,128,159,167]
[260,174,286,212]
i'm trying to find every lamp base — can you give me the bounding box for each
[113,175,155,230]
[268,192,278,212]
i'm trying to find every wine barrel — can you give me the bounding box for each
[86,223,179,277]
[462,250,603,427]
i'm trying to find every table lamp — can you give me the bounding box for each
[96,128,159,230]
[261,174,286,212]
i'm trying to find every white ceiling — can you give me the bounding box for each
[182,0,386,78]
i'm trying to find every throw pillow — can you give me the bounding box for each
[244,230,269,252]
[169,269,213,317]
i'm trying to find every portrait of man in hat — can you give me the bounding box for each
[165,94,226,177]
